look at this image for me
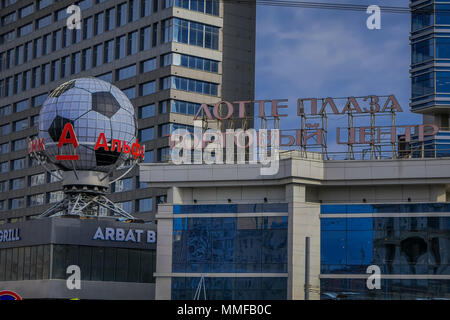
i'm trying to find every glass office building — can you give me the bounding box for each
[321,203,450,300]
[411,1,450,121]
[171,204,288,300]
[0,0,256,224]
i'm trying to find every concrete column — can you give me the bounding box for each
[155,201,174,299]
[286,184,321,300]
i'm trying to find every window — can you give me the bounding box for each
[1,12,15,26]
[130,0,139,22]
[140,81,155,96]
[141,57,156,73]
[38,0,52,10]
[4,77,12,97]
[12,138,27,151]
[62,27,70,48]
[33,66,41,87]
[117,201,132,214]
[157,147,170,161]
[14,74,22,94]
[413,72,434,98]
[49,191,64,203]
[437,38,450,59]
[436,4,450,25]
[156,195,167,204]
[143,150,154,163]
[61,55,70,78]
[16,45,24,66]
[32,93,48,108]
[82,48,92,70]
[14,119,28,132]
[10,177,25,191]
[0,143,8,155]
[72,52,81,74]
[140,26,151,51]
[72,28,82,44]
[0,105,11,117]
[437,72,450,93]
[0,124,10,137]
[205,0,219,15]
[152,23,158,47]
[56,8,67,21]
[117,64,137,81]
[170,100,202,115]
[412,39,433,65]
[161,76,218,96]
[165,52,219,73]
[10,197,25,210]
[18,23,33,37]
[118,2,128,27]
[0,181,7,192]
[113,177,133,192]
[123,87,136,99]
[31,115,39,127]
[14,100,29,113]
[34,38,42,59]
[95,12,104,35]
[29,194,45,207]
[49,170,62,183]
[52,60,61,81]
[137,197,153,212]
[42,63,50,84]
[12,158,25,171]
[104,40,114,63]
[6,49,14,68]
[37,15,52,30]
[43,34,51,56]
[93,44,103,67]
[158,123,170,137]
[139,104,155,119]
[204,25,218,49]
[0,162,8,173]
[24,41,32,62]
[77,0,92,10]
[139,127,154,141]
[0,200,5,212]
[173,18,188,43]
[83,16,93,40]
[106,8,116,31]
[141,0,152,16]
[116,35,126,59]
[53,30,62,51]
[30,173,45,187]
[165,18,219,49]
[97,72,112,83]
[128,31,138,55]
[19,4,34,18]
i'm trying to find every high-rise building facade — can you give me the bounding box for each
[0,0,256,223]
[411,0,450,126]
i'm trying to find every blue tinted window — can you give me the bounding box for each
[437,72,450,93]
[172,217,287,273]
[139,104,155,119]
[116,64,136,81]
[138,197,153,212]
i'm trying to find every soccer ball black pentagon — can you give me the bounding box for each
[38,78,137,172]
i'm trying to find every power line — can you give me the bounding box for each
[222,0,436,15]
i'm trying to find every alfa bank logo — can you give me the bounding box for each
[28,123,145,161]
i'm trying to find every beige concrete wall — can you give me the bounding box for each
[313,184,447,203]
[286,184,321,300]
[154,203,174,300]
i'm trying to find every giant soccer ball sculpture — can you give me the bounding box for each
[31,78,142,220]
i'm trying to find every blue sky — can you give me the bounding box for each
[254,0,420,153]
